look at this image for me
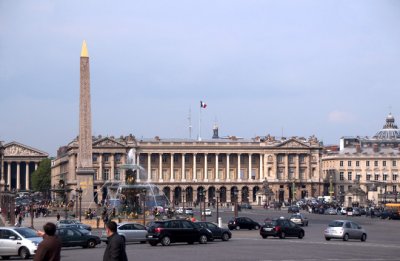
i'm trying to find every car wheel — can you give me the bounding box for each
[298,231,304,239]
[87,239,96,248]
[235,225,240,230]
[279,232,286,239]
[343,233,349,241]
[149,241,158,246]
[325,237,331,241]
[199,235,208,244]
[161,236,171,246]
[361,234,367,242]
[254,225,260,230]
[261,235,268,239]
[19,247,30,259]
[222,233,230,241]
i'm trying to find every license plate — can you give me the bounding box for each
[264,228,272,231]
[147,235,153,238]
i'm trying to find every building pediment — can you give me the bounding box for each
[93,138,126,148]
[4,142,48,157]
[275,139,310,149]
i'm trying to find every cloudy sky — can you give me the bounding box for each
[1,0,400,156]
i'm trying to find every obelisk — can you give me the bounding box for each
[76,40,94,208]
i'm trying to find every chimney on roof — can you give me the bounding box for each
[355,144,361,153]
[373,143,379,153]
[212,124,219,139]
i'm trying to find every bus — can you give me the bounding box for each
[385,203,400,213]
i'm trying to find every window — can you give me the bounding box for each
[348,172,352,181]
[393,174,398,181]
[174,154,179,163]
[348,161,352,167]
[383,161,386,167]
[366,161,370,167]
[114,169,120,180]
[393,161,397,167]
[374,174,379,181]
[278,155,284,163]
[383,174,388,181]
[299,155,305,163]
[356,161,360,167]
[103,154,109,162]
[366,174,371,181]
[393,185,397,192]
[374,161,378,167]
[162,155,168,163]
[103,169,110,180]
[115,154,121,163]
[94,169,98,181]
[340,161,344,167]
[339,172,344,181]
[92,154,98,162]
[289,155,294,164]
[356,175,361,181]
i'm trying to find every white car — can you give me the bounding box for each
[176,207,184,214]
[185,208,194,215]
[0,227,43,259]
[202,209,212,216]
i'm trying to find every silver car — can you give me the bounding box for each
[324,220,367,241]
[0,227,43,259]
[101,223,147,244]
[289,213,309,226]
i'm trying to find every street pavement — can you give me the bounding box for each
[4,207,400,260]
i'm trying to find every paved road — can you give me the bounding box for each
[5,207,400,260]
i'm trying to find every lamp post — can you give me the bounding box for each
[216,188,220,223]
[233,188,238,218]
[75,187,83,222]
[199,190,204,221]
[203,190,207,221]
[29,191,34,228]
[142,188,146,226]
[182,188,186,210]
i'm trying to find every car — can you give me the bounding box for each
[289,213,309,226]
[288,206,300,213]
[0,227,43,259]
[338,207,347,215]
[228,217,260,230]
[56,227,101,248]
[324,220,367,241]
[202,209,212,216]
[146,219,213,246]
[56,219,92,231]
[346,207,354,216]
[352,208,361,216]
[325,208,338,215]
[101,222,147,244]
[176,207,184,214]
[240,203,252,209]
[196,222,232,241]
[260,218,305,239]
[185,208,194,215]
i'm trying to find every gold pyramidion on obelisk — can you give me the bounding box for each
[77,40,94,208]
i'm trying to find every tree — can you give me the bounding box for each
[31,158,51,193]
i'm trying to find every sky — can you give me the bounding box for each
[1,0,400,157]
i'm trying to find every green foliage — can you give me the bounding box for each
[31,158,51,192]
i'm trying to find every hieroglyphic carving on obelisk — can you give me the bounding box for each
[76,40,94,207]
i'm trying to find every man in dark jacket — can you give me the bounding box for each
[34,222,62,261]
[103,221,128,261]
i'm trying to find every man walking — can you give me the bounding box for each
[34,222,62,261]
[103,221,128,261]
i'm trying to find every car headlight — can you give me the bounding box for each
[31,241,39,246]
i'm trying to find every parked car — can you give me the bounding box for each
[260,218,305,239]
[289,213,309,226]
[240,203,252,209]
[56,227,101,248]
[56,219,92,231]
[146,219,213,246]
[185,208,194,215]
[325,208,338,215]
[201,209,212,216]
[176,207,184,214]
[196,222,232,241]
[228,217,260,230]
[324,220,367,241]
[0,227,43,259]
[288,206,300,213]
[338,207,347,215]
[101,223,147,244]
[352,208,361,216]
[346,207,354,216]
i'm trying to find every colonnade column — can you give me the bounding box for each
[7,162,11,187]
[25,163,30,190]
[296,154,300,180]
[16,162,20,190]
[170,154,174,181]
[226,154,230,181]
[159,154,163,181]
[248,154,252,181]
[215,154,219,181]
[110,154,115,181]
[135,153,140,181]
[274,154,278,180]
[259,154,263,181]
[308,155,312,179]
[99,154,103,181]
[204,154,208,181]
[193,154,197,181]
[285,154,289,180]
[0,157,4,185]
[237,154,241,181]
[182,154,186,181]
[147,154,151,181]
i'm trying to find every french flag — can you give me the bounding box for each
[200,101,207,108]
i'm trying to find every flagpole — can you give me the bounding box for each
[198,103,202,141]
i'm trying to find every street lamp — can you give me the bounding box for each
[75,187,83,222]
[216,188,220,223]
[199,190,204,221]
[141,188,146,226]
[233,188,238,218]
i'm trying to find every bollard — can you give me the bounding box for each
[218,217,222,228]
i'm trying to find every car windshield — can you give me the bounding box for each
[328,221,344,227]
[14,228,39,238]
[290,214,301,218]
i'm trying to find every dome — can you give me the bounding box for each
[373,113,400,140]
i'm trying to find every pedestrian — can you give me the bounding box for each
[103,221,128,261]
[56,213,60,221]
[34,222,62,261]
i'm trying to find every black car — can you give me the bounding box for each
[228,217,260,230]
[146,219,213,246]
[56,228,101,248]
[288,206,300,213]
[260,218,305,239]
[196,222,232,241]
[240,203,252,210]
